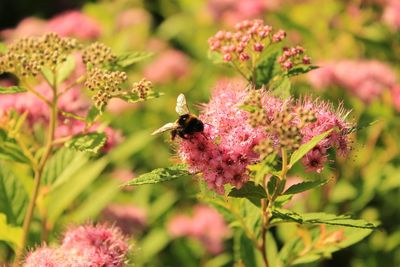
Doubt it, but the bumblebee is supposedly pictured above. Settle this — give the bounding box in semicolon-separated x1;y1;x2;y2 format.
152;94;204;140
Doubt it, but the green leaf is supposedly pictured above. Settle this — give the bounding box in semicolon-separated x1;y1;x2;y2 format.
45;157;108;224
283;179;328;195
65;132;107;154
66;179;120;223
57;55;76;84
86;106;101;123
228;181;267;206
0;141;30;164
301;213;379;229
137;228;170;264
271;209;379;229
239;231;258;267
286;65;319;77
252;52;279;88
114;51;153;68
0;213;22;251
270;76;291;99
42;148;88;188
289;129;333;168
0;86;27;94
118;91;164;103
124;164;190;186
0;42;7;53
267;176;279;196
0;164;28;225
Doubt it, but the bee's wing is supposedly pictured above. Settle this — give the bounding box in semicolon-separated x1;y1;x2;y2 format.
151;122;178;135
175;93;190;115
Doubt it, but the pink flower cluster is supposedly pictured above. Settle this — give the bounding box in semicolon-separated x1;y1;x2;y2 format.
278;46;311;70
101;204;147;235
143;49;190;84
1;10;101;41
168;205;230;254
178;82;265;193
24;224;129;267
208;19;286;63
382;0;400;30
177;82;352;192
207;0;281;25
307;60;399;105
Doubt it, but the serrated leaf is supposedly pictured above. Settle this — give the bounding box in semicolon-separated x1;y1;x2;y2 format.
286;65;319;77
283;179;328;195
0;86;27;94
228;182;267;206
0;163;28;225
271;209;379;229
301;213;379;229
124;164;190;186
114;51;153;67
66;132;107;154
0;213;22;251
251;52;279;88
289;129;333;168
0;141;30;163
118;91;163;103
42;148;88;189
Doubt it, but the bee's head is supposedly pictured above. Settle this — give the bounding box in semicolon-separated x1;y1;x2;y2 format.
178;114;191;126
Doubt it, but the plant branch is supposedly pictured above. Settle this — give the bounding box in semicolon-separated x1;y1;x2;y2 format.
13;73;58;266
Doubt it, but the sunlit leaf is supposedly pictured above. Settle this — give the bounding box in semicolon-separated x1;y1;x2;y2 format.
113;51;153;68
283;179;328;195
124;164;190;186
0;86;27;94
0;213;22;251
286;65;319;77
0;164;28;225
289;129;333;168
118;91;163;103
65;132;107;154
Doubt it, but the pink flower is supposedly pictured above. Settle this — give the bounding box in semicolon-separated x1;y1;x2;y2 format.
116;8;151;29
383;0;400;31
308;60;398;103
0;17;47;41
178;82;265;193
143;49;190;84
177;81;352;183
61;224;129;267
168;205;230;254
101;204;147;235
47;11;101;40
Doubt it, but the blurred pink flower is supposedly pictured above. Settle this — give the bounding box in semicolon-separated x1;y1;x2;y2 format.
61;224;129;267
383;0;400;30
117;8;151;29
24;224;129;267
168;205;230;254
0;17;47;41
47;11;101;40
107;98;136;114
102;204;147;235
308;60;398;103
143;49;190;84
178;82;265;194
207;0;280;25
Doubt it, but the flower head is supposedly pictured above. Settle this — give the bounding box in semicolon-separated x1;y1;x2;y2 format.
101;204;147;235
168;205;230;254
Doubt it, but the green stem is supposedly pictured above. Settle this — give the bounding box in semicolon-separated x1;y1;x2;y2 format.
13;74;58;265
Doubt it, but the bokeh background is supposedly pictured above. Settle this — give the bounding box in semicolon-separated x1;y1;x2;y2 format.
1;0;399;266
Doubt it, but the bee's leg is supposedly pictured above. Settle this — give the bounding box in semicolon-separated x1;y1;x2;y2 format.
170;130;177;141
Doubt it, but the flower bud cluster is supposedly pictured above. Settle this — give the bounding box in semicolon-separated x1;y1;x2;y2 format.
278;45;311;71
208;19;285;67
85;68;127;109
0;33;78;76
82;42;116;66
131;78;152;99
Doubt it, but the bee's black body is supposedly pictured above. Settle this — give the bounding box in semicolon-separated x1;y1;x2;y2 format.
171;114;204;140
